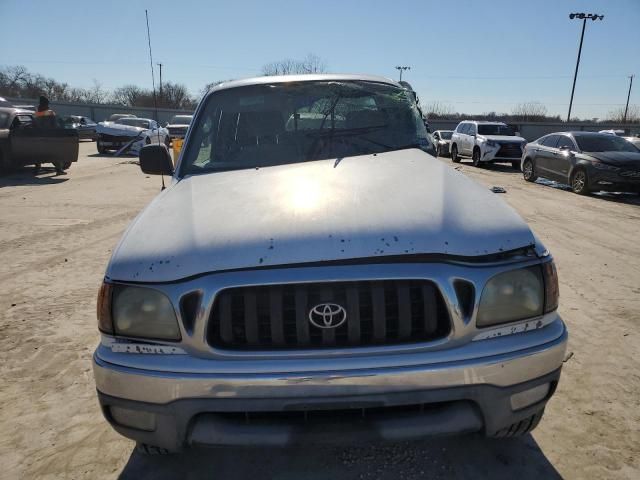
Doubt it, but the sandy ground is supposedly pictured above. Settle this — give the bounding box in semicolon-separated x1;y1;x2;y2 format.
0;142;639;479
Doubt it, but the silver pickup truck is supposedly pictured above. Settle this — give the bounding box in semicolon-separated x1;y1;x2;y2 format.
93;74;566;454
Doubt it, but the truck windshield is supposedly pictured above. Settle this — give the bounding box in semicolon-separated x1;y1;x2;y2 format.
180;80;433;175
478;124;515;136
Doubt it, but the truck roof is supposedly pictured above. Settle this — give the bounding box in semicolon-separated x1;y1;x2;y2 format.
207;74;401;94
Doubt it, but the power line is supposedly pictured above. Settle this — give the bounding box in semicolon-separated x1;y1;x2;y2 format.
624;75;634;123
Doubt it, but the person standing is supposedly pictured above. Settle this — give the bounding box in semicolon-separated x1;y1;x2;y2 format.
33;96;65;175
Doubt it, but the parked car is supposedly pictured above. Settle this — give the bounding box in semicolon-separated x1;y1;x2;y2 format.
93;74;566;454
599;129;640;149
108;113;137;122
0;106;78;172
165;114;193;141
521;131;640;195
451;121;527;169
96;117;170;154
63;115;98;140
432;130;453;157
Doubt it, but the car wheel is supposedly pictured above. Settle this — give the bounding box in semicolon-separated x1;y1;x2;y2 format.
522;158;537;182
63;161;72;170
451;145;460;163
489;409;545;438
472;147;482;167
97;140;107;154
571;168;590;195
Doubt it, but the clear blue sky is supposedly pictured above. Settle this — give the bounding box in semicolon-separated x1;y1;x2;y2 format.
1;0;638;119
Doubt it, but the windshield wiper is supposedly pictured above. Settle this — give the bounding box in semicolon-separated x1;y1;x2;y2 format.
305;125;388;137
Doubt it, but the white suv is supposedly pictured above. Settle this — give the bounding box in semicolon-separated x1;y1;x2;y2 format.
450;121;526;169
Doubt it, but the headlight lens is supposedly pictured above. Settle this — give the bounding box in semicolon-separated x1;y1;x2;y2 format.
486;140;498;147
477;267;544;327
112;285;181;340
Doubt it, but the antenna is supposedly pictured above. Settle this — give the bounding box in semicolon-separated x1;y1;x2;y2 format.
145;9;165;190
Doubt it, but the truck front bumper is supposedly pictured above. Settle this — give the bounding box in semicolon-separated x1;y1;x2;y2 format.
93;320;567;450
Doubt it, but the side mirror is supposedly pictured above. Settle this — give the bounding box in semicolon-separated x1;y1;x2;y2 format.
139;144;174;175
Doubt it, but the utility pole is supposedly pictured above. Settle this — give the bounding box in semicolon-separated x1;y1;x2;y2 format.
157;62;163;98
624;75;634;123
395;66;410;82
567;13;603;122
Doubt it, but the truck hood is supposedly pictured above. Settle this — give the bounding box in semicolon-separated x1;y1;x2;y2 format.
107;149;536;282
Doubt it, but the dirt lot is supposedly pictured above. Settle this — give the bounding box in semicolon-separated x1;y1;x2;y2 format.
0;142;639;479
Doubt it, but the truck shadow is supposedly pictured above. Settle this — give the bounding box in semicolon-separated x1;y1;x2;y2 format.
0;167;69;186
119;434;562;480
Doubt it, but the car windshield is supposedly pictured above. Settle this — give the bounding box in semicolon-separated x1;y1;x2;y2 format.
439;131;453;140
477;124;515;135
170;115;192;124
117;118;151;128
181;80;432;175
575;135;640;153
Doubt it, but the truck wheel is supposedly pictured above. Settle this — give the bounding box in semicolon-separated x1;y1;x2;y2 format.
570;168;590;195
451;145;460;163
136;443;171;455
63;161;72;170
490;409;545;438
472;147;482;167
522;158;537;182
97;140;107;154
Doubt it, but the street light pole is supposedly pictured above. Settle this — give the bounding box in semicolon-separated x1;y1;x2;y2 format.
624;75;634;123
567;13;603;122
395;66;410;82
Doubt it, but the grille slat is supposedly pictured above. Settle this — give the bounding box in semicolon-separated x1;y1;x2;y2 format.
244;292;259;345
422;283;438;335
496;143;522;158
346;286;361;345
207;280;450;350
371;284;386;341
397;282;412;340
294;286;310;345
219;295;234;344
269;287;285;345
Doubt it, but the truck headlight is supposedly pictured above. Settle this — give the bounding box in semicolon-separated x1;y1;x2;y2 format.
486;140;498;147
98;283;181;340
477;267;544;327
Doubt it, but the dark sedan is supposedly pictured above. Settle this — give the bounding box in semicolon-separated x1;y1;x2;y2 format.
521;131;640;195
63;115;98;140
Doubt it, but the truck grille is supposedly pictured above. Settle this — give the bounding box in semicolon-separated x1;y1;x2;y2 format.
207;280;450;350
495;143;522;158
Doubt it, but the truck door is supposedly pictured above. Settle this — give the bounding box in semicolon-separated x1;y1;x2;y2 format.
10;122;79;167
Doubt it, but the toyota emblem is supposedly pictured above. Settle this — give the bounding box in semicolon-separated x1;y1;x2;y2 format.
308;303;347;329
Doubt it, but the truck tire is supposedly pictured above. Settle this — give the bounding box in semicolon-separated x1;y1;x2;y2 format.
489;409;545;438
63;161;72;170
97;140;107;154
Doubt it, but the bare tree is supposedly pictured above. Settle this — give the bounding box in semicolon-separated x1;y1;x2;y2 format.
511;102;548;121
261;53;327;76
422;101;455;119
606;104;640;123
